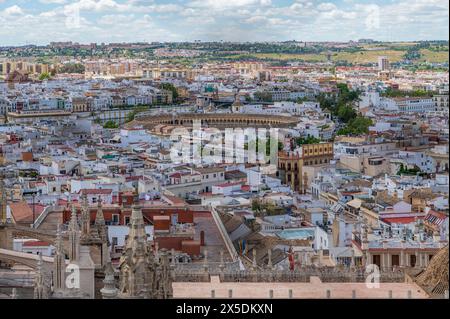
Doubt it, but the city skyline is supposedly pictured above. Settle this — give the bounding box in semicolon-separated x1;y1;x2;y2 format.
0;0;449;46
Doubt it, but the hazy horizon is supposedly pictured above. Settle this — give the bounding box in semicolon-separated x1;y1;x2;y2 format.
1;39;449;47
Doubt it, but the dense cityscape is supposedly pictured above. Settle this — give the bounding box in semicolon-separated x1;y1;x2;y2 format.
0;1;448;303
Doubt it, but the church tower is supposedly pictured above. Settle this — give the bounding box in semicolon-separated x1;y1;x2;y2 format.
231;92;243;113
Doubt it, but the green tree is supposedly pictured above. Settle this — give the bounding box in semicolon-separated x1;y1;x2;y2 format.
337;104;357;123
58;63;85;74
103;120;119;129
254;91;273;102
397;163;421;175
160;83;179;101
252;199;262;213
295;136;321;146
39;72;51;81
337;116;373;135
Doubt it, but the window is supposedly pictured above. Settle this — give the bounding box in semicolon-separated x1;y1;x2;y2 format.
410;255;416;267
392;255;400;267
124;216;130;225
112;214;120;225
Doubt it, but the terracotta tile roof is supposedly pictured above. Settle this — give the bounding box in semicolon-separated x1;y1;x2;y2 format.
9;201;34;223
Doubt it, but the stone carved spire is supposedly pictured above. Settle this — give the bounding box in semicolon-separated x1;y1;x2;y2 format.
101;250;118;299
155;249;173;299
80;194;90;240
53;224;66;291
119;205;150;298
0;173;8;224
85;197;110;267
203;249;208;272
267;249;273;270
11;288;18;299
118;205;173;299
34;253;49;299
252;249;257;271
95;198;106;237
69;205;80;262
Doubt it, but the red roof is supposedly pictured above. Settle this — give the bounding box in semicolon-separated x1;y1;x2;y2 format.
80;189;112;195
381;217;420;224
23;241;50;247
126;175;142;181
9;201;34;223
162;194;187;206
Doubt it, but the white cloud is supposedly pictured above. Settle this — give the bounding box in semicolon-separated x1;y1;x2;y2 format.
317;2;337;11
0;0;448;45
3;5;24;16
188;0;259;10
39;0;67;4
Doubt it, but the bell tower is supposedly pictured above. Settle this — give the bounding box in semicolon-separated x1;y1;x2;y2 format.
231;92;243;113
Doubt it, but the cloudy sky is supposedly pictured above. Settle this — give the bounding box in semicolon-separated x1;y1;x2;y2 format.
0;0;448;45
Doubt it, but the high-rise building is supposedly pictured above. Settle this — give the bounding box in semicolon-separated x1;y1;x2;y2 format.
378;56;390;71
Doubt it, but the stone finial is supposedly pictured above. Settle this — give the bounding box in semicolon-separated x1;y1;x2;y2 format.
203;249;208;272
219;249;225;270
101;250;118;299
55;224;62;250
252;249;257;270
53;223;66;291
11;288;18;299
69;205;81;262
70;204;79;231
34;253;48;299
154;241;159;260
267;249;273;270
171;248;176;266
95;197;105;225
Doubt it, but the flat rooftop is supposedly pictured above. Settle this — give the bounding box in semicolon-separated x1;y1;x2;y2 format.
173;275;429;299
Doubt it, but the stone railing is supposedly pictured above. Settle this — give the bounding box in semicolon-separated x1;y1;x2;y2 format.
31;205;55;229
172;267;406;283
